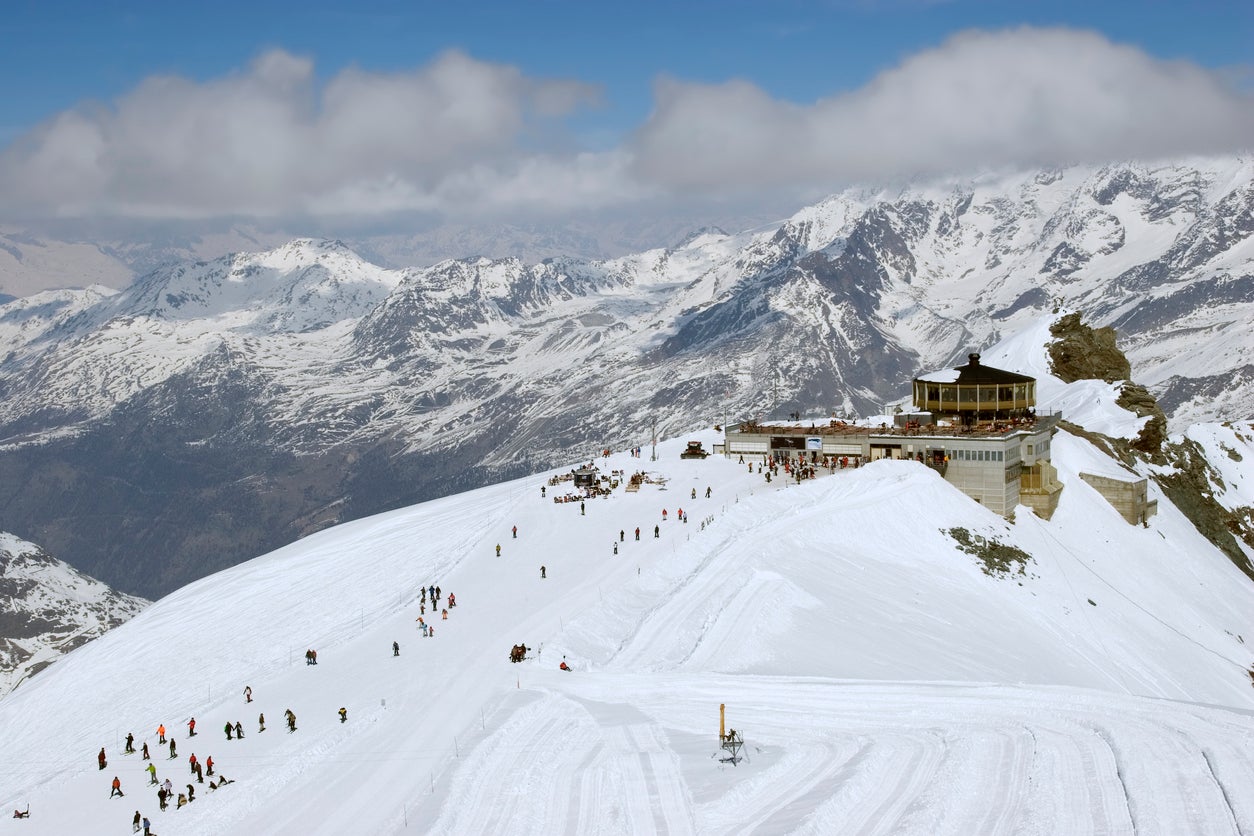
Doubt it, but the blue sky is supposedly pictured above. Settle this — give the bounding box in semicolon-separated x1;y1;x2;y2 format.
0;0;1250;223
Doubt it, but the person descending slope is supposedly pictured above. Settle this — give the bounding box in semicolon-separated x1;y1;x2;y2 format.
244;685;252;703
110;776;124;798
285;709;297;732
187;717;196;737
258;713;266;733
393;640;400;656
496;544;501;557
224;722;233;741
98;747;107;770
338;707;347;724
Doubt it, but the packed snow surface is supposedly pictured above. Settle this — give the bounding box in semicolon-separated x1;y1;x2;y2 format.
2;433;1253;834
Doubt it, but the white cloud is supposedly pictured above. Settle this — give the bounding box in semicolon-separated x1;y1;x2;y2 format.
1;28;1252;223
631;27;1254;190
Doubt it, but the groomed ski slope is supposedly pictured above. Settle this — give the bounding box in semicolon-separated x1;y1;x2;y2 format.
2;431;1253;835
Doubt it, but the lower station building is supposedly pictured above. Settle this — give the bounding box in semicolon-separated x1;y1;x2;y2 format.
722;354;1065;518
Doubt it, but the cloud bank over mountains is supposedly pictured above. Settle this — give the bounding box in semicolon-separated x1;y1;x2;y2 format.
2;27;1251;223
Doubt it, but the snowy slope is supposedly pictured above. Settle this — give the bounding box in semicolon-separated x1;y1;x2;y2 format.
1;426;1252;834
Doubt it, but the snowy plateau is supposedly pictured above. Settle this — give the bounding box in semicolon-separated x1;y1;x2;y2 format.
2;156;1254;604
1;373;1253;833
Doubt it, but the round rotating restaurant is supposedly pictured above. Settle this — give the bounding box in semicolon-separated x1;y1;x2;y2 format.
912;353;1036;424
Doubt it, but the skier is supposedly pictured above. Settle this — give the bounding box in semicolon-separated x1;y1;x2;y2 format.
691;488;696;499
662;509;667;520
244;685;252;703
194;762;203;784
186;784;195;803
580;501;585;515
654;525;660;538
338;707;347;723
187;717;196;737
613;542;618;555
141;741;150;760
206;756;214;776
142;815;152;836
125;732;135;753
448;592;455;607
110;776;124;798
496;543;501;557
620;529;624;541
706;486;711;498
224;722;233;741
98;747;107;770
146;761;157;785
541;485;546;497
258;713;266;733
512;525;517;539
168;739;176;759
436;585;441;600
157;724;166;744
540;565;546;579
393;640;400;656
635;527;640;540
157;787;167;811
234;721;244;740
285;709;296;732
134;810;141;832
188;753;197;775
442;608;448;620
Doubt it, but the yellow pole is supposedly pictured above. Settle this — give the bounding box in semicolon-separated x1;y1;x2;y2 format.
719;703;725;741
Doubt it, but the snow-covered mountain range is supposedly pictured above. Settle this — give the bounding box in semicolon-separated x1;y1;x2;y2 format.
1;156;1252;600
0;532;146;696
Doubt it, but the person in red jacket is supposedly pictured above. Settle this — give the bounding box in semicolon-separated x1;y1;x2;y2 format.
110;776;124;798
187;717;196;737
98;747;107;770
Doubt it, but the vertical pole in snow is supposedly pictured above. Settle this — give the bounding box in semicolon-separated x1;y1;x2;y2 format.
361;608;364;630
430;773;434;794
454;736;459;758
481;709;485;730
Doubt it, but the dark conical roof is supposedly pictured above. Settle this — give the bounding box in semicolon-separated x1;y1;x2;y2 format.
917;353;1035;385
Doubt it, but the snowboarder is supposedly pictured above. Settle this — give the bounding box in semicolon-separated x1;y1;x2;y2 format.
224;722;233;741
540;565;546;579
98;747;107;770
188;753;197;774
233;721;244;740
133;810;141;832
285;709;296;732
194;762;203;784
541;485;546;497
706;486;711;498
662;509;667;520
442;608;448;620
142;816;152;836
157;787;167;811
496;543;501;557
691;488;696;499
12;807;30;819
176;794;187;810
141;741;150;760
125;732;135;753
168;739;176;759
429;625;435;637
635;527;640;540
393;640;400;656
613;542;618;555
206;756;214;776
187;717;196;737
619;529;624;541
436;585;441;600
512;525;517;539
448;592;455;607
243;685;252;703
110;776;124;798
338;707;347;723
157;724;166;744
654;525;659;538
559;656;570;672
186;784;195;803
258;713;265;733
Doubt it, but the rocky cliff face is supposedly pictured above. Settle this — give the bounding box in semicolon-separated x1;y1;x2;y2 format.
0;532;147;696
1;158;1252;599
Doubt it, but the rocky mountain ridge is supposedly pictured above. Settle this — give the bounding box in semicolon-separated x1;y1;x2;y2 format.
1;156;1252;598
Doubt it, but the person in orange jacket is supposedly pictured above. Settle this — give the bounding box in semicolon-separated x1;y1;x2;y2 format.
110;776;124;798
157;724;166;744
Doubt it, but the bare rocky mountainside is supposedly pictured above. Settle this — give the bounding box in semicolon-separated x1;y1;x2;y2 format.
0;156;1252;600
0;532;147;696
